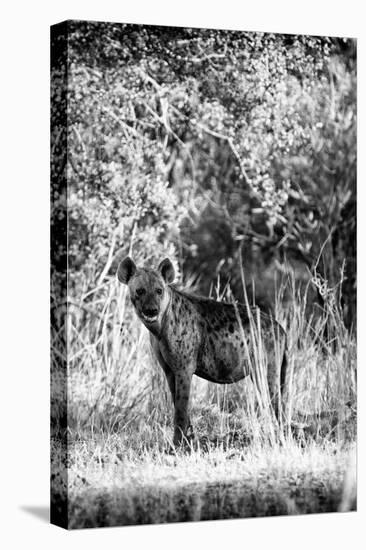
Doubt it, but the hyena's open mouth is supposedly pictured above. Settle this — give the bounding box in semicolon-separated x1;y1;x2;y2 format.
141;313;158;323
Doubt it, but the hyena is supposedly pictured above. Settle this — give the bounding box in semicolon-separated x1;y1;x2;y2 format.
117;257;287;446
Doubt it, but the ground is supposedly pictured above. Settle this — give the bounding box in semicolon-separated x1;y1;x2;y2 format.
64;431;355;528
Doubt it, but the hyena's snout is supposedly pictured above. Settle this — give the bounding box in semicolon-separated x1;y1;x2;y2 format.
142;306;159;317
140;304;160;323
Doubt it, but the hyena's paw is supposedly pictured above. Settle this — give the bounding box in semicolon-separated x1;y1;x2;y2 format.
172;424;196;452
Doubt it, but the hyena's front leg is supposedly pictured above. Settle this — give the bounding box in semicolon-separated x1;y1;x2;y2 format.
173;370;193;447
150;335;176;405
162;364;175;406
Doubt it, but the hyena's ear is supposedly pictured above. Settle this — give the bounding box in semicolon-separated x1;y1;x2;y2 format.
117;257;136;284
158;258;175;284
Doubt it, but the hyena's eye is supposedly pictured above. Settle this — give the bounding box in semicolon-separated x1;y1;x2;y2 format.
156;288;163;295
136;288;145;297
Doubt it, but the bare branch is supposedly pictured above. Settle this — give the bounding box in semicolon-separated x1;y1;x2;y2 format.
99;104;141;138
138;67;252;187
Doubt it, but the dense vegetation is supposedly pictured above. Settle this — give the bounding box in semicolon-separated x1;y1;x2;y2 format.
60;22;356;323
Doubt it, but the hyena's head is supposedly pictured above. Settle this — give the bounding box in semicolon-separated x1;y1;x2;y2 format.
117;257;175;328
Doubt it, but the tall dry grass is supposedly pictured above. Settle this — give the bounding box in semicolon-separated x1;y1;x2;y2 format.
64;266;356;447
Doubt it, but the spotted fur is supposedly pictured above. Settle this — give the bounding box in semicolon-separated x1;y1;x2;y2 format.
117;257;287;446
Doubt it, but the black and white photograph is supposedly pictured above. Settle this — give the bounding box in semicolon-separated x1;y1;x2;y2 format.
50;18;357;530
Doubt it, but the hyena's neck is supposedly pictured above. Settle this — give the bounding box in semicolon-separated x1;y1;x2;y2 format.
157;286;189;338
169;285;192;317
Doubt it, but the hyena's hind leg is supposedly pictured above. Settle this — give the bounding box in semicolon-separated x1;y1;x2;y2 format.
266;337;287;427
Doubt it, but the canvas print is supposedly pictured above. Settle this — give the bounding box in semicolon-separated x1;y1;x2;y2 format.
50;20;357;529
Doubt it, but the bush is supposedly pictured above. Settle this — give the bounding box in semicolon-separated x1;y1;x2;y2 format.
58;23;356;327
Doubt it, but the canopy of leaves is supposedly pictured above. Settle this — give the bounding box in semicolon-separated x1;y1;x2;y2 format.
51;21;356;325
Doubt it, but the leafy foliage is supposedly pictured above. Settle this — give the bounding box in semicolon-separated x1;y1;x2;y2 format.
62;22;356;323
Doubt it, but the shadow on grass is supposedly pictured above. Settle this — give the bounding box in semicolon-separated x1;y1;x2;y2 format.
68;480;345;529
